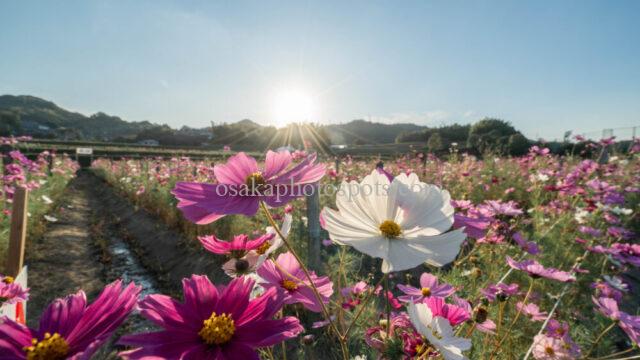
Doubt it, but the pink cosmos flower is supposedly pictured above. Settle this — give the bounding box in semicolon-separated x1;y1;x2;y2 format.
506;256;576;282
172;151;325;224
517;302;548;321
480;283;519;302
257;252;333;312
0;280;140;359
513;232;541;255
119;275;303;359
531;334;572;360
422;297;470;326
0;279;29;305
483;200;523;216
453;213;491;239
340;281;369;310
397;273;455;302
366;312;412;352
590;280;623;302
453;296;495;334
222;253;260;278
199;233;274;258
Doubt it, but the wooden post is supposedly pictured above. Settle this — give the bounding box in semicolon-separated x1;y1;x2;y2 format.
334;157;340;174
306;184;321;271
6;187;28;277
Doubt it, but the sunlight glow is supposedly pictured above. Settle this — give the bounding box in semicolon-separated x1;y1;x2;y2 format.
271;89;316;127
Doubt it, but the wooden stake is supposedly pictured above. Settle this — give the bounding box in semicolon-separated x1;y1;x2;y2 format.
6;187;28;277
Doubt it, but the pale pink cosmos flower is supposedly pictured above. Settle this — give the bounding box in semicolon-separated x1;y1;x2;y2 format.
517;302;548;321
506;256;576;282
531;334;572;360
172;151;325;224
397;273;455;303
257;252;333;313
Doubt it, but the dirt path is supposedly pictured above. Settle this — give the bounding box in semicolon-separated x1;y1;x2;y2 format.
26;172;105;327
26;170;223;324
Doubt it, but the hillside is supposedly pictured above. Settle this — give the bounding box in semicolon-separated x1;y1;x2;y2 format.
0;95;430;146
0;95;156;140
325;120;427;144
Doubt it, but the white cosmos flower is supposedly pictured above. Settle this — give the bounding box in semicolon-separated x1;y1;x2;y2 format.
322;170;466;273
408;302;471;360
255;213;292;267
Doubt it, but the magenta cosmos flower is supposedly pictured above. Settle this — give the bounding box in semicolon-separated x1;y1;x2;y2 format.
199;233;274;258
422;296;470;326
257;252;333;313
119;275;303;359
506;256;576;282
0;280;140;359
172;151;325;224
0;276;29;305
397;273;455;303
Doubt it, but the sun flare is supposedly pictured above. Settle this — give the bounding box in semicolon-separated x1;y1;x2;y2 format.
271;89;316;127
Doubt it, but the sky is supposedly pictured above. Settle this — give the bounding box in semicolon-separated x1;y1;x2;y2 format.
1;0;639;140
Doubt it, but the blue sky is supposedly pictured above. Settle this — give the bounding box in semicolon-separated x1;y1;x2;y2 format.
1;0;639;140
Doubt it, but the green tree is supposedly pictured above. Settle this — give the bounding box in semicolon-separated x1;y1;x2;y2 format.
0;111;21;135
507;133;530;156
427;132;445;153
467;118;517;154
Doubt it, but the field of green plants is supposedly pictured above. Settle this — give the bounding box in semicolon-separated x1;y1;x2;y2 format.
69;139;640;359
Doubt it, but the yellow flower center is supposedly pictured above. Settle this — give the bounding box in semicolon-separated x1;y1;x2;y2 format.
245;172;266;191
415;342;427;355
199;312;235;346
23;332;69;360
255;241;271;255
421;287;432;297
281;279;299;291
379;220;402;238
545;346;555;355
3;276;14;284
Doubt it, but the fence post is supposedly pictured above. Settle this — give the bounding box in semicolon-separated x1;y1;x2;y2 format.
306;184;321;271
6;187;28;277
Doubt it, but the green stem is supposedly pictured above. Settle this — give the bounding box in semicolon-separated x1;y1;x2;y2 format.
259;202;349;360
584;322;618;358
342;274;388;340
385;275;392;338
490;279;535;359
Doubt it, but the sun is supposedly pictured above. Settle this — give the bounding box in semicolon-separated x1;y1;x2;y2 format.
271;89;316;127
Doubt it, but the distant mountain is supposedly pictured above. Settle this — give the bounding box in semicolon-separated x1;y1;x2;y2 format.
325;120;427;145
0;94;432;146
0;95;157;140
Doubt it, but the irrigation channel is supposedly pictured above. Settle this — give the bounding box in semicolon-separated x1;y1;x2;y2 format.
25;171;223;358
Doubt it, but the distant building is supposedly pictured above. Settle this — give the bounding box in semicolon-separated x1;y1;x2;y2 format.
138;139;159;146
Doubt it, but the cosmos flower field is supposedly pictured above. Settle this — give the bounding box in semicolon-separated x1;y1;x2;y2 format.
2;139;639;359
